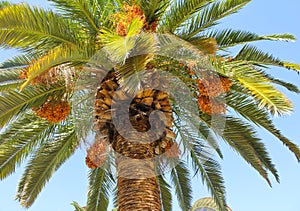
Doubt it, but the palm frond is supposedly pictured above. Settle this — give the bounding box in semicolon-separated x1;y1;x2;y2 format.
20;46;90;89
16;124;78;208
224;62;293;116
86;168;114;211
200;114;279;185
0;53;37;69
0;68;22;92
49;0;100;32
226;90;300;161
170;83;223;157
160;0;213;33
180;0;251;38
198;122;223;158
158;175;172;211
0;113;54;179
0;81;22;92
170;161;192;211
112;185;118;210
139;0;170;23
0;1;10;9
0;3;79;50
98;19;146;63
255;68;300;93
71;201;86;211
174;117;226;210
0;68;20;83
0;83;66;127
270;78;300;93
234;45;300;72
206;29;295;49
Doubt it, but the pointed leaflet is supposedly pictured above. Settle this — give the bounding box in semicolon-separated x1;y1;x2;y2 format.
234;45;300;72
0;3;78;50
86;168;114;211
180;0;251;38
0;113;54;179
0;68;20;82
16;124;78;208
0;83;66;127
158;175;172;211
71;202;86;211
170;161;192;211
259;71;300;93
205;29;295;49
0;53;35;69
199;114;279;185
221;61;293;116
174;118;226;210
160;0;213;33
139;0;170;22
226;90;300;162
49;0;100;32
0;68;22;92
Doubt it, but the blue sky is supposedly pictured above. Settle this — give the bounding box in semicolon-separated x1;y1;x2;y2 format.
0;0;300;211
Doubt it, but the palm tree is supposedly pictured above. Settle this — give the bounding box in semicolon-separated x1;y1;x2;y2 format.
0;0;300;210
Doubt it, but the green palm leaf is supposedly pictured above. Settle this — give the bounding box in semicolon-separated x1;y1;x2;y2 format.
49;0;100;32
140;0;170;22
0;113;54;179
16;124;78;208
0;68;20;83
226;90;300;161
0;3;79;50
234;45;300;72
170;160;192;211
71;201;86;211
0;68;22;92
269;77;300;93
86;168;114;211
174;117;226;211
158;175;172;211
206;29;295;49
0;81;22;92
225;62;293;116
0;54;34;69
180;0;251;38
200;114;279;185
252;69;300;93
0;83;66;127
160;0;213;33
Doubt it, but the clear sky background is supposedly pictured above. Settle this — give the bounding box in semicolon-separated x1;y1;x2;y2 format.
0;0;300;211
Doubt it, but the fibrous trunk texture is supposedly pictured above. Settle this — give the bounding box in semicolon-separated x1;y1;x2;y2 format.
88;70;177;211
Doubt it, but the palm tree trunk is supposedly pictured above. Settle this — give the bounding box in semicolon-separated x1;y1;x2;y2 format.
90;70;176;210
113;134;161;211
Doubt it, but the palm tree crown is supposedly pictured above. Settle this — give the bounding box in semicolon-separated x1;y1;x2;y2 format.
0;0;299;210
